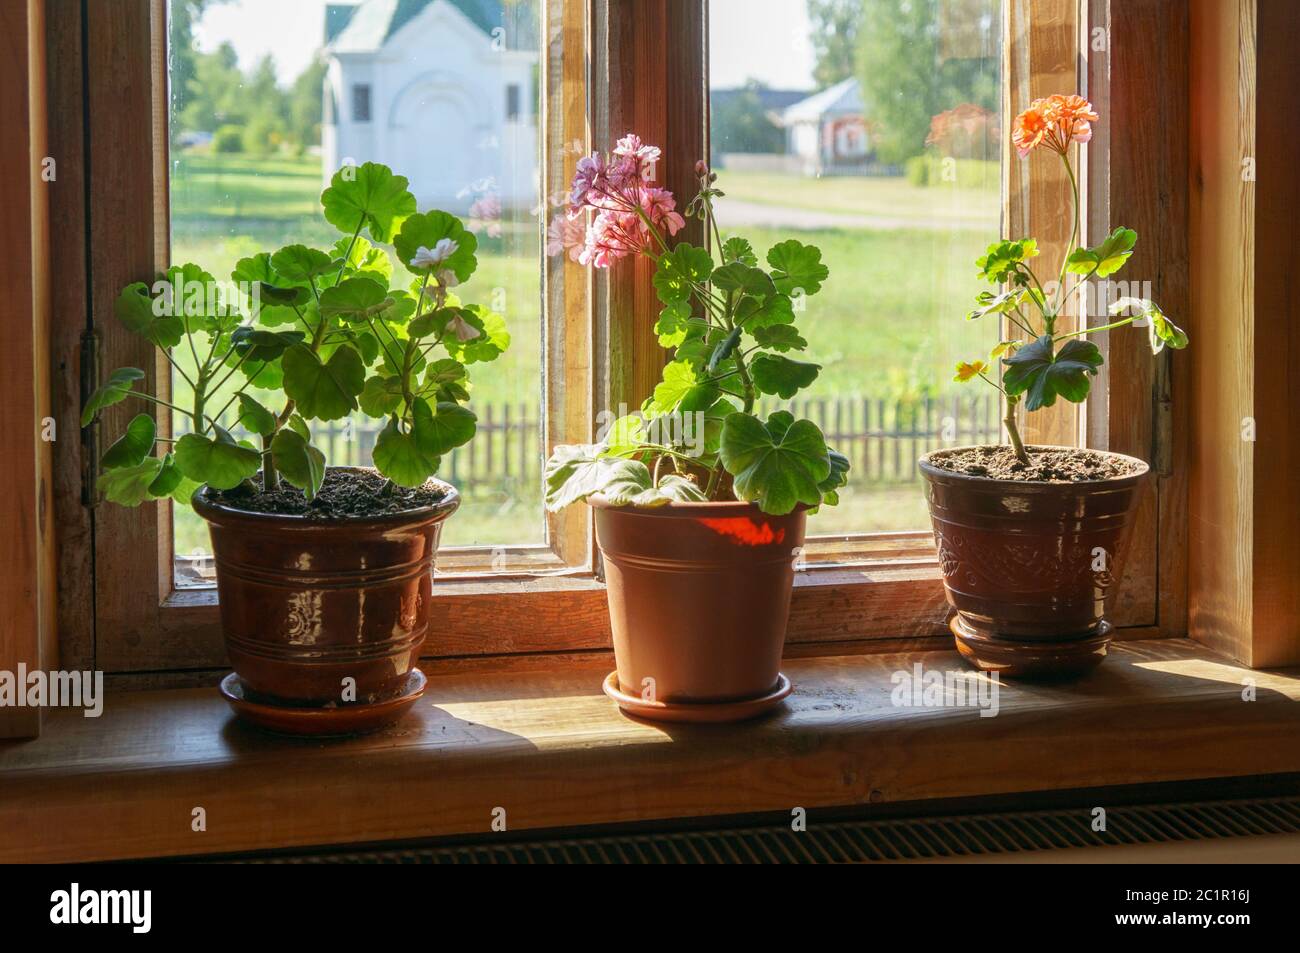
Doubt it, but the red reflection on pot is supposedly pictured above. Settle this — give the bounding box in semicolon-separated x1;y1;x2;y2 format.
698;517;784;546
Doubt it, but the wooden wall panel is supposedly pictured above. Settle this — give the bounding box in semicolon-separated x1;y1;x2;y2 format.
1097;0;1189;632
0;0;55;737
1189;0;1300;666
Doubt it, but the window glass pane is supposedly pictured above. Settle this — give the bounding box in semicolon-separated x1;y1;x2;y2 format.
167;0;545;581
709;0;1003;535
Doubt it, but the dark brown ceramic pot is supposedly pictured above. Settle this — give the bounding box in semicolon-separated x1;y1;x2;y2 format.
919;446;1148;677
592;497;805;718
193;470;459;707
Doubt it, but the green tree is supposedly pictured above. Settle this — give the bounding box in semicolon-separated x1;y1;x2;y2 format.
710;80;786;163
288;58;328;153
857;0;1000;165
808;0;862;87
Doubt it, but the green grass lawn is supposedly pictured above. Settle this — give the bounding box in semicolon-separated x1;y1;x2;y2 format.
717;168;1000;226
168;151;1001;551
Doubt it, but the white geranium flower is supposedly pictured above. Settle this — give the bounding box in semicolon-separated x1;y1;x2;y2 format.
408;238;459;270
446;312;481;342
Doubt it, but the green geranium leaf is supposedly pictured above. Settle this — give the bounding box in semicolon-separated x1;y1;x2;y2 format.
393;210;478;282
652;243;714;304
706;326;743;373
97;458;164;507
282;343;365;420
230;327;305;363
421;359;469;403
358;374;405;417
601;462;707;507
163;262;240;333
818;449;851;506
751;325;807;352
967;287;1033;321
147;452;186;499
655;300;692;347
82;367;145;426
236;393;278;436
650;360;719;415
319;276;392;323
976;238;1039;285
372;415;440;488
766;239;828;296
544;444;658;511
719;411;832;516
270;244;336;283
413;398;477;456
735;291;795;329
1067;226;1137;278
114;282;184;349
174;428;261;490
321;161;417;244
101;413;156;469
750;353;821;399
1002;334;1104;410
1110;296;1188;354
711;261;776;298
332;235;393;283
270;428;326;500
721;236;758;266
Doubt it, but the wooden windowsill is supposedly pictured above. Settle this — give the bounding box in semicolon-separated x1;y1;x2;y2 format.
2;638;1299;862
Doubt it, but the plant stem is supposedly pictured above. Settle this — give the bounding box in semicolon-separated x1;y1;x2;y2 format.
1004;393;1029;465
261;435;280;492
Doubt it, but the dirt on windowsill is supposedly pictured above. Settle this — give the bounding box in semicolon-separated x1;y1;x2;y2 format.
925;445;1144;482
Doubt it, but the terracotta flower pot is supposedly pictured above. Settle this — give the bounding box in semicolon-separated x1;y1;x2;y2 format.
919;446;1148;677
193;470;459;708
592;497;804;721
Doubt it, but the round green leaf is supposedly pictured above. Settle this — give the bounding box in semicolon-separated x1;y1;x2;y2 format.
281;344;365;420
114;282;183;349
174;430;261;490
719;411;832;516
101;413;156;469
372;416;440;488
97;458;164;507
319;276;392;323
413;399;476;456
321;162;417;244
269;245;335;283
749;353;821;399
82;367;145;426
394;210;479;282
270;429;326;500
766;239;829;296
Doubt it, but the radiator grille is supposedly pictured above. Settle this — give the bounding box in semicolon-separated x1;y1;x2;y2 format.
235;795;1300;864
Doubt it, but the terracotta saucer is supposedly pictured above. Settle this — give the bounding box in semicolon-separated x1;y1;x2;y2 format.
219;669;427;737
951;615;1113;679
602;671;792;724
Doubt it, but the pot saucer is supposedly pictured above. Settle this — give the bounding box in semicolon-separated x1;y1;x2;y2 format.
602;671;792;724
219;669;427;737
951;616;1112;679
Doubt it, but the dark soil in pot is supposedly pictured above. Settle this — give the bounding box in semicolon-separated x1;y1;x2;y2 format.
193;467;459;709
207;467;449;517
919;445;1149;677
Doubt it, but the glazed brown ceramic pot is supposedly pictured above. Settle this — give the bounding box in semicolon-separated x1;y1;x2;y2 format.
193;470;459;707
592;497;805;708
919;446;1147;674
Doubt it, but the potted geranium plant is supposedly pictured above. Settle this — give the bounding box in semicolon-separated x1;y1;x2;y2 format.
545;136;848;722
82;162;508;734
922;95;1187;678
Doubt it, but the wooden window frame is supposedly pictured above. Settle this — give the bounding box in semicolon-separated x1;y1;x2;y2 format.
46;0;1194;681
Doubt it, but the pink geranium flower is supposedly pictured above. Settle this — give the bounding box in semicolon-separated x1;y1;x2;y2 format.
546;212;586;261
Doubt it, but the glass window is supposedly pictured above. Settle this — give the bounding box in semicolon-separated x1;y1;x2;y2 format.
351;82;372;121
167;0;547;583
709;0;1003;536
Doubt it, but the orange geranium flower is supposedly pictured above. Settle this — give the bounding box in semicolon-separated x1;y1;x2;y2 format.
1013;94;1098;157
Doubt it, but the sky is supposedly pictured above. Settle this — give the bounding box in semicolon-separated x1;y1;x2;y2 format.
192;0;817;91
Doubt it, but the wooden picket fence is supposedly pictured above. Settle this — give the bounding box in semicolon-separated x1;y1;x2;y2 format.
191;393;1001;500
